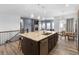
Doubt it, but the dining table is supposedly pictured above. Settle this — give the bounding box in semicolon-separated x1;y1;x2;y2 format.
64;32;76;40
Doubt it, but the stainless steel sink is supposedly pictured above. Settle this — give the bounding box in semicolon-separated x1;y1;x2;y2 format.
42;33;51;35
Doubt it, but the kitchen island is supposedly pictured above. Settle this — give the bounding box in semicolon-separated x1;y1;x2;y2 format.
20;31;58;55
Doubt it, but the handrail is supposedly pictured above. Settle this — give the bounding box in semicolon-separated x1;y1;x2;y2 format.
0;30;20;33
0;30;20;45
9;32;20;41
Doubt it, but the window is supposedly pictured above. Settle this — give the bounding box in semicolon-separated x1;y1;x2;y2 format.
52;22;54;29
47;22;51;30
41;22;45;30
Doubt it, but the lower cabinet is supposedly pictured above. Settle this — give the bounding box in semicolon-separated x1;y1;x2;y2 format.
21;33;58;55
48;33;58;53
21;37;39;55
40;39;48;55
48;37;53;52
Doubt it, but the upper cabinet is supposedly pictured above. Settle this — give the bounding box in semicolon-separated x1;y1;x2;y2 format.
20;17;39;33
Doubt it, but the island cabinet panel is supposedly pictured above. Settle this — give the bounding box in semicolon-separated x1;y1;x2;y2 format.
21;37;40;55
54;33;58;46
48;35;55;52
20;32;58;55
48;33;58;53
40;39;48;55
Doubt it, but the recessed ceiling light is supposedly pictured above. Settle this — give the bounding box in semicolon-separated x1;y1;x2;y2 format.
37;16;40;19
51;17;54;19
20;19;23;22
30;14;34;18
42;17;45;20
37;4;40;6
65;4;69;7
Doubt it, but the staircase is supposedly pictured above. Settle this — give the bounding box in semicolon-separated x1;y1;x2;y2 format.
0;30;20;45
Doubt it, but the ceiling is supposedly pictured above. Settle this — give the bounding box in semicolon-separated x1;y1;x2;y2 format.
0;4;78;19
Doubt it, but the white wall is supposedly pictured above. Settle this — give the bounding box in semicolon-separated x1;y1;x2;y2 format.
55;12;77;32
59;20;66;32
0;15;20;31
38;21;41;31
0;15;20;44
38;12;78;32
53;19;60;32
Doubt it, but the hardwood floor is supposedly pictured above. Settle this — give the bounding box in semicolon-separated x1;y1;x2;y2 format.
0;36;78;55
49;36;78;55
0;40;23;55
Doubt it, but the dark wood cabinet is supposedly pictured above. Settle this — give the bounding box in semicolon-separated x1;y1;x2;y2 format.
20;33;58;55
48;33;58;53
54;33;58;46
40;38;48;55
48;36;53;52
20;17;39;33
21;37;39;55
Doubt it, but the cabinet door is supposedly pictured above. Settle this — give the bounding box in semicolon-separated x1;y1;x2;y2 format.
40;39;48;55
51;35;55;49
48;35;55;52
54;33;58;46
48;37;52;52
21;37;38;55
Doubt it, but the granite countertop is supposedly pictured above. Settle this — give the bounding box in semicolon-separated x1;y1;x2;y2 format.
20;31;56;42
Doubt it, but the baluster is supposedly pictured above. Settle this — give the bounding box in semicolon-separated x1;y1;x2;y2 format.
2;33;3;44
1;33;2;44
3;33;4;44
7;32;9;41
0;30;19;45
1;33;3;44
9;32;12;40
3;33;5;44
0;33;1;45
5;33;7;43
2;33;5;44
